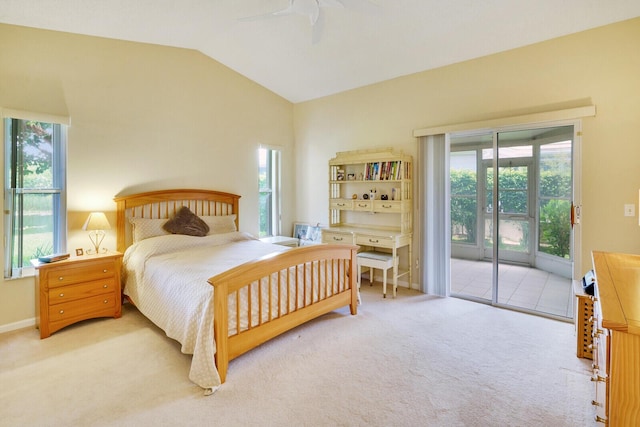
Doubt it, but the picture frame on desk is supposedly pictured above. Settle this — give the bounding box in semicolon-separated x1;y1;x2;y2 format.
293;222;322;246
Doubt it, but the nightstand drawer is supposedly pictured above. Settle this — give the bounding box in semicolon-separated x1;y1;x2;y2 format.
48;278;117;304
44;260;116;288
49;292;116;322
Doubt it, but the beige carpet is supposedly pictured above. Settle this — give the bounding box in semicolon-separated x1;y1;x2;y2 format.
0;286;595;426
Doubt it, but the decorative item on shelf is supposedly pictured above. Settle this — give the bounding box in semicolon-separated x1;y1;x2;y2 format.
391;187;399;200
347;173;355;181
381;194;388;200
369;188;376;200
362;193;369;200
336;169;345;181
82;212;111;254
358;173;363;181
352;194;357;199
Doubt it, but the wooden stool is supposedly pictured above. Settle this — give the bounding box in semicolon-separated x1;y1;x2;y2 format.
357;251;398;298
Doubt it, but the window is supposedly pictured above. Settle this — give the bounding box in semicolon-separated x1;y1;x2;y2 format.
450;150;478;245
4;115;67;278
258;146;281;237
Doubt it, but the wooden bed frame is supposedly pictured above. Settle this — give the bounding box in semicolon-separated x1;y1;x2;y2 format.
114;189;358;384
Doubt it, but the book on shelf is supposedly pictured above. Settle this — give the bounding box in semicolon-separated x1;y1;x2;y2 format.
361;160;407;181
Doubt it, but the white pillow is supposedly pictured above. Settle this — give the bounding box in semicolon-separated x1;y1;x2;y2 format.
129;217;170;242
200;215;237;235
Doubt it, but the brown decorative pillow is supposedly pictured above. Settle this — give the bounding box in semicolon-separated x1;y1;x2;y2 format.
163;206;210;237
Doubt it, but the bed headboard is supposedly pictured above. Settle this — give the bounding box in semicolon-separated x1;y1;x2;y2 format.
113;189;241;253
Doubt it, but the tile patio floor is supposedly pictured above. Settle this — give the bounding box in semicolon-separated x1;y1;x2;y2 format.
451;258;574;319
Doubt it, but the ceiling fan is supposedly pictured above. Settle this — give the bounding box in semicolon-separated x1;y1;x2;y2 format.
239;0;375;44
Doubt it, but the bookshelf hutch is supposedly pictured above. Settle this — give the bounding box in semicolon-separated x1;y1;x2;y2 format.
323;148;413;289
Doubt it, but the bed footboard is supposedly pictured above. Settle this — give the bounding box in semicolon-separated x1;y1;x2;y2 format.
208;244;358;383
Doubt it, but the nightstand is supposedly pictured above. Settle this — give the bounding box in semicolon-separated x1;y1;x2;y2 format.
260;236;299;247
34;251;123;339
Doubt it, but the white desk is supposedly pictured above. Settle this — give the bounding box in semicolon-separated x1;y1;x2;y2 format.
322;226;412;290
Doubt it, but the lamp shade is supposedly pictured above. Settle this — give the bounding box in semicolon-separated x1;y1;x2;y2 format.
82;212;111;231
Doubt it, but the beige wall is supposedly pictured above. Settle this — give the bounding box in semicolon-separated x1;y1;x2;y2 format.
293;17;640;287
2;17;639;329
0;24;294;329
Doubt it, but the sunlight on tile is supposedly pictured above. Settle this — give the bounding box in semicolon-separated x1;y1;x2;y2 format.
450;258;573;319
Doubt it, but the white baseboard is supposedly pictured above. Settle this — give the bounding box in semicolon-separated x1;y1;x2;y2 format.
0;317;35;334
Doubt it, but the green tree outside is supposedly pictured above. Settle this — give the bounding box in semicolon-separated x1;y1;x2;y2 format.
451;167;571;258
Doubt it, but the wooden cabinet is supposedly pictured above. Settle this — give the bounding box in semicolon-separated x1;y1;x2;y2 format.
574;279;594;360
34;252;123;338
325;148;413;288
591;251;640;425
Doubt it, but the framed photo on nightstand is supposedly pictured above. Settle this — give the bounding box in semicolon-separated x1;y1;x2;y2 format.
293;222;322;246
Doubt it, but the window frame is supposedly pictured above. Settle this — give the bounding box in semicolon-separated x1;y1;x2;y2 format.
3;111;68;278
258;145;282;238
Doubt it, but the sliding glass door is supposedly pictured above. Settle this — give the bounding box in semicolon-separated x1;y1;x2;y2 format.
484;161;533;265
450;125;575;319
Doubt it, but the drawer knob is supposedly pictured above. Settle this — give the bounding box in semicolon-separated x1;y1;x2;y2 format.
59;310;64;314
103;299;108;304
103;269;108;273
333;237;343;241
358;203;367;208
382;204;392;208
59;293;64;297
58;276;64;281
369;239;379;243
103;284;108;288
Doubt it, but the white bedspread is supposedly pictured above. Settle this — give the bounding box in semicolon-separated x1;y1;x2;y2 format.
122;231;288;391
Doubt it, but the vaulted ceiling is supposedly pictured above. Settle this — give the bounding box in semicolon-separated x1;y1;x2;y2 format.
2;0;639;103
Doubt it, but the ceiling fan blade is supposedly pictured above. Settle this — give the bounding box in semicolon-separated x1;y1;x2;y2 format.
239;0;375;44
289;0;321;25
318;0;345;8
238;4;294;22
311;9;325;44
308;7;320;25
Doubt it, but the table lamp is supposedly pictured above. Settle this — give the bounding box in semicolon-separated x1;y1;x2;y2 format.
82;212;111;254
